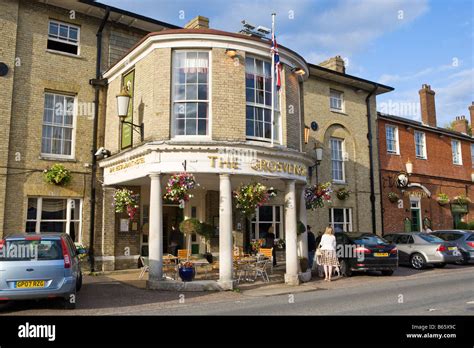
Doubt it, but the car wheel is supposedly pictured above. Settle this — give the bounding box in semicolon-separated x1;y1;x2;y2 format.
76;272;83;292
63;293;76;310
434;263;446;268
381;270;394;276
410;253;426;270
455;252;469;265
340;260;352;277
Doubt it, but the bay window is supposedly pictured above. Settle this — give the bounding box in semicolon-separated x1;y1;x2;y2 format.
172;51;209;136
245;57;280;142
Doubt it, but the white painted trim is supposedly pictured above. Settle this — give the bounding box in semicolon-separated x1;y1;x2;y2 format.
104;34;308;83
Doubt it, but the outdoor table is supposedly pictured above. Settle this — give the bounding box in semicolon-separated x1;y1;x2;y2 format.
188;257;211;278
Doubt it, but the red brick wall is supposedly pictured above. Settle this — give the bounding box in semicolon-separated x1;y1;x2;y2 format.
378;117;474;233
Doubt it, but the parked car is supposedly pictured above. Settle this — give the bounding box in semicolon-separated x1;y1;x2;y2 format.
383;232;462;269
430;230;474;265
316;232;398;277
0;233;82;309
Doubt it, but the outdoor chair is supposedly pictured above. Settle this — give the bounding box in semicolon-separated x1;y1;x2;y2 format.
259;248;274;274
177;249;190;260
163;257;178;280
138;256;149;280
251;259;270;282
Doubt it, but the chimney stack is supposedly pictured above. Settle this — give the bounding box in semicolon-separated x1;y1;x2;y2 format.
469;102;474;133
184;16;210;29
419;84;437;127
319;56;346;74
452;115;469;134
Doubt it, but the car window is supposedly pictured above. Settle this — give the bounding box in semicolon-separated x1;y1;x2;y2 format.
351;235;387;245
397;235;409;244
418;233;444;243
383;235;394;242
407;236;414;244
467;234;474;242
0;239;63;261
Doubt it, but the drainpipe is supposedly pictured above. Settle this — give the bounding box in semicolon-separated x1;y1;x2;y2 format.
89;8;110;272
366;83;378;234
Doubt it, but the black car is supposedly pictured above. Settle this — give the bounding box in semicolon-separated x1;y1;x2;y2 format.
316;232;398;277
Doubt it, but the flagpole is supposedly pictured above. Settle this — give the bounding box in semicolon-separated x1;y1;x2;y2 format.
270;13;276;146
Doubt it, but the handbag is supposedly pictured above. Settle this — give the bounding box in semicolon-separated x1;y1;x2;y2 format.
315;246;322;257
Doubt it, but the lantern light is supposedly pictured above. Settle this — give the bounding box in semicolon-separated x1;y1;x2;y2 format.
116;86;131;120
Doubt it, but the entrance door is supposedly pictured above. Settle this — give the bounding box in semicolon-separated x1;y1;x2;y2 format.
410;197;421;232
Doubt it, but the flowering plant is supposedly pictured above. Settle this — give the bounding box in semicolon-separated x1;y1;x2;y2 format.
180;261;194;269
234;183;277;217
304;182;332;210
113;188;139;220
452;194;471;206
275;239;285;250
163;173;198;209
74;243;89;261
250;239;264;253
336;187;352;200
43;164;72;186
387;192;400;203
436;193;450;206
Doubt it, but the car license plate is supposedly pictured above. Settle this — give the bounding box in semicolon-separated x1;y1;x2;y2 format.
374;252;389;257
16;280;45;288
448;247;457;251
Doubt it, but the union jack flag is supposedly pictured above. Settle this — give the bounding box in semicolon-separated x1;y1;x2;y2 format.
271;33;281;90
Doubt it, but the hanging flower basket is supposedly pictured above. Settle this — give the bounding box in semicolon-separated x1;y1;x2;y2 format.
43;164;72;186
452;195;471;206
304;182;332;210
436;193;450;206
234;183;277;217
387;192;400;203
336;187;351;200
113;188;139;220
163;173;198;209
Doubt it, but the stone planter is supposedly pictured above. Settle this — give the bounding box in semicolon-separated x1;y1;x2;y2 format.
298;269;312;283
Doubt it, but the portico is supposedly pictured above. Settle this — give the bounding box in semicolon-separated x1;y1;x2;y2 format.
99;142;312;289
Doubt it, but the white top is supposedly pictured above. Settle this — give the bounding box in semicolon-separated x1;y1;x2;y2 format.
319;234;336;251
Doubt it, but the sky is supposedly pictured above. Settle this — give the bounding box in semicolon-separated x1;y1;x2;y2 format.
101;0;474;127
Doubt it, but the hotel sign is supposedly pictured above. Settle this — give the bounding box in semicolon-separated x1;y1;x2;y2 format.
108;156;145;173
207;156;306;177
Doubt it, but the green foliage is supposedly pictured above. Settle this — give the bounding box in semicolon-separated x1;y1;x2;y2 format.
436;193;450;205
197;222;214;242
297;221;306;235
455;221;470;230
179;218;201;235
43;164;72;186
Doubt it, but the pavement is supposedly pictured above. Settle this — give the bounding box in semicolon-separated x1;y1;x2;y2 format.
0;263;473;315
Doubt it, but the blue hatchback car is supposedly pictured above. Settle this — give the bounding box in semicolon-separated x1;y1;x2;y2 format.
0;233;82;309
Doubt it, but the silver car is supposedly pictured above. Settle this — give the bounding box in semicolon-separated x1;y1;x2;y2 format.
431;230;474;265
0;233;82;309
383;232;462;269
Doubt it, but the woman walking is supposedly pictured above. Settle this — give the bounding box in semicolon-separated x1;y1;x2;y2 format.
318;226;339;281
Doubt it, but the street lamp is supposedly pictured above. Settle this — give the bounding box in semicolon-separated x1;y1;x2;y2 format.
308;145;324;184
315;146;323;165
405;159;413;175
116;86;144;142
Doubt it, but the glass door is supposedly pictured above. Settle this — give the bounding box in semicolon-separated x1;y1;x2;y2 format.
250;205;283;240
410;198;421;232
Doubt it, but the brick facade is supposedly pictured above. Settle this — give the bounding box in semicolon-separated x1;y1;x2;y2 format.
378;114;474;233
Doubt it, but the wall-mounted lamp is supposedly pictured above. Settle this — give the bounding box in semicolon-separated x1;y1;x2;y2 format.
116;86;144;142
291;67;305;76
225;48;237;58
315;146;323;165
471;172;474;183
405;159;413;175
304;125;310;144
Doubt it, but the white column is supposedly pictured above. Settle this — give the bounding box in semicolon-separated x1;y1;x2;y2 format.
285;179;300;285
218;174;233;290
298;187;309;259
148;173;163;282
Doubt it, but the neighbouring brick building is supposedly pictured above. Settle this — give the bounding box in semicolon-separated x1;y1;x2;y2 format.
378;84;474;234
